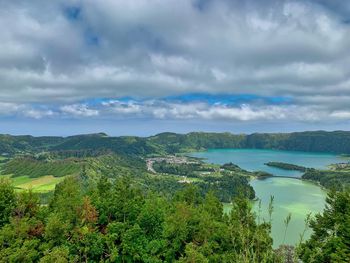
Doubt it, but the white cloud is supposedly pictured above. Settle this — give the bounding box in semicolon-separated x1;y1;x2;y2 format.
23;109;55;119
0;0;350;128
95;99;345;123
60;104;99;117
0;102;24;115
330;111;350;119
0;0;349;102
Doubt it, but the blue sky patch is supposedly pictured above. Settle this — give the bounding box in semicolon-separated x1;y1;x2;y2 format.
163;93;292;105
63;6;81;21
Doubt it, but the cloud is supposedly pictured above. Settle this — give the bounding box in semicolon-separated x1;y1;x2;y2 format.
59;98;349;122
23;109;55;119
0;0;350;129
0;102;24;115
60;104;99;117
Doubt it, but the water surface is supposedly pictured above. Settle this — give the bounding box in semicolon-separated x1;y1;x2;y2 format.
251;178;326;246
190;149;343;247
191;148;343;177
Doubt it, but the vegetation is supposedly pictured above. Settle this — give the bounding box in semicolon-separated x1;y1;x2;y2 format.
302;168;350;191
150;160;255;202
153;161;215;176
0;176;279;262
4;171;347;262
265;162;307;172
1;131;350;261
3;131;350;157
298;190;350;262
13;175;66;193
0;134;64;155
196;175;255;202
221;162;247;172
149;131;350;154
3;157;82;178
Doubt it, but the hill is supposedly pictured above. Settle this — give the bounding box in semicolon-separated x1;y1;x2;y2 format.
2;131;350;157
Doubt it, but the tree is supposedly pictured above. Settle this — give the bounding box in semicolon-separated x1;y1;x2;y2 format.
298;190;350;263
0;178;16;227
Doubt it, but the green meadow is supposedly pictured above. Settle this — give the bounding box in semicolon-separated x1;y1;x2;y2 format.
1;172;65;193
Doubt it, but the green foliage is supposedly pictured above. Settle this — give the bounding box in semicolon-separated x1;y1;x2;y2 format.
221;162;247;172
0;176;278;262
39;246;70;263
51;133;160;156
298;190;350;263
150;131;350;154
4;152;146;179
3;157;82;178
198;175;255;202
0;134;64;155
265;162;307;172
302;168;350;190
4;131;350;157
153;160;214;176
0;179;16;227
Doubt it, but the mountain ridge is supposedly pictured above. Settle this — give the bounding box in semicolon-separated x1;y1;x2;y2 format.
2;130;350;155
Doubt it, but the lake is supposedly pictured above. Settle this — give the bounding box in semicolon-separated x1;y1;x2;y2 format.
190;148;344;247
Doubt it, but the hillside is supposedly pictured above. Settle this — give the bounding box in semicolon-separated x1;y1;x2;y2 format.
0;134;64;155
2;131;350;157
302;164;350;191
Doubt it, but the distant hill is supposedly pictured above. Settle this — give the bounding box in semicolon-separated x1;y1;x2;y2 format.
0;134;64;155
1;130;350;156
51;133;160;156
149;131;350;154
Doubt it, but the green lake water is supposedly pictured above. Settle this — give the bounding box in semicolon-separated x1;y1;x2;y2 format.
190;149;344;247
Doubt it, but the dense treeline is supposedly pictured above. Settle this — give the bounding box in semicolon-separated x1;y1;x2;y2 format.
0;134;64;155
2;153;255;202
302;168;350;191
265;162;306;172
151;160;255;202
298;190;350;262
153;161;215;176
198;175;255;202
1;176;349;262
0;176;277;262
221;162;246;172
149;131;350;154
2;153;146;179
3;157;82;178
43;149;116;159
3;131;350;157
51;134;159;156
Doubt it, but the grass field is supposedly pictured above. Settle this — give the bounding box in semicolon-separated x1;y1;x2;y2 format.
14;175;66;192
0;174;66;193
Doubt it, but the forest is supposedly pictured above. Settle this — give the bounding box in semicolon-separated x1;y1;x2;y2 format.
0;174;349;262
302;167;350;191
1;132;350;262
264;162;306;172
3;130;350;157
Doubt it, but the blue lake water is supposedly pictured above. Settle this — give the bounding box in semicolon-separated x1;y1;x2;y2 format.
190;148;345;247
191;148;344;177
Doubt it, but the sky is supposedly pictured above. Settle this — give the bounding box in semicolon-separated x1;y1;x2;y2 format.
1;0;350;136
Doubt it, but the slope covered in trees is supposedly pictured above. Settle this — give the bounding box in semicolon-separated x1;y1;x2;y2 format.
3;157;83;178
2;131;350;157
1;174;349;262
265;162;307;172
1;152;255;203
302;168;350;191
0;176;277;262
298;190;350;262
0;134;63;155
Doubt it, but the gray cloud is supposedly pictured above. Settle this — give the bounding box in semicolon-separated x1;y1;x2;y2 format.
0;0;350;124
